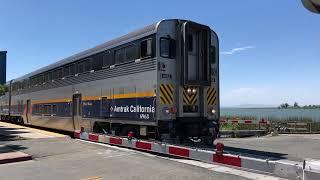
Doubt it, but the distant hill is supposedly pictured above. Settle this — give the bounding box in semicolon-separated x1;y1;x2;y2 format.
222;104;277;108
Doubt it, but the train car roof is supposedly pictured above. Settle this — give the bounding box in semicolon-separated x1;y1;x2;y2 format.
12;20;167;83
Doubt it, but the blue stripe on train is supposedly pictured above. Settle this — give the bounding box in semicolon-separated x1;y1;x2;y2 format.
32;97;156;121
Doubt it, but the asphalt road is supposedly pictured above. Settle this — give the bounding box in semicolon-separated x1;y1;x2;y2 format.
0;122;282;180
217;134;320;161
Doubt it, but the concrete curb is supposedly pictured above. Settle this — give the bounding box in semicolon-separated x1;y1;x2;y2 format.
75;131;320;180
0;151;32;164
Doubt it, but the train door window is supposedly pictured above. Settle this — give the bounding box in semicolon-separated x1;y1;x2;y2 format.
188;34;194;52
85;59;92;72
103;51;114;67
141;39;152;58
160;37;175;59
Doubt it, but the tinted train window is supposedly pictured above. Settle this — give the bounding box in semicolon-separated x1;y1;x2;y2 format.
64;66;70;77
48;72;53;81
53;70;58;80
115;48;125;64
52;105;57;115
85;59;92;72
58;69;63;78
141;39;152;58
115;44;137;64
188;34;194;52
103;51;113;67
70;64;76;75
125;44;136;61
77;61;86;73
160;38;175;59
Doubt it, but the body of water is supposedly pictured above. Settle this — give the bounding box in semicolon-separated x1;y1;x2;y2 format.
221;108;320;121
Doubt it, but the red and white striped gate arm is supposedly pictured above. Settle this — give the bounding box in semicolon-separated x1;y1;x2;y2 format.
74;130;319;180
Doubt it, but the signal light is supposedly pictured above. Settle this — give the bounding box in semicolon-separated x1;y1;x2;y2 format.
192;88;197;94
208;107;216;115
187;88;192;94
169;107;177;114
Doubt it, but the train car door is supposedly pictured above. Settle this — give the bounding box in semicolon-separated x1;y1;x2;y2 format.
181;22;210;117
72;94;82;130
26;99;31;124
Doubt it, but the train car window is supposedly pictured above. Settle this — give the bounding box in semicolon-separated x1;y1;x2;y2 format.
23;80;28;89
160;38;175;59
58;69;63;79
85;59;92;72
48;71;53;81
34;76;38;85
52;105;57;115
141;39;152;58
115;48;125;64
53;70;58;80
44;73;48;82
43;105;49;114
70;64;76;75
64;66;70;77
39;74;44;84
125;44;136;62
77;61;86;74
103;51;114;67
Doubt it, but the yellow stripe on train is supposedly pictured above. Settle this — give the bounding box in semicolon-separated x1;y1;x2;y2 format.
160;84;174;105
183;87;197;105
206;87;217;105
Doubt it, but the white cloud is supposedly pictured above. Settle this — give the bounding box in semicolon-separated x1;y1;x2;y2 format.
221;46;255;55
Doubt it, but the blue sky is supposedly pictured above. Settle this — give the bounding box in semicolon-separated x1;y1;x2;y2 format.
0;1;319;106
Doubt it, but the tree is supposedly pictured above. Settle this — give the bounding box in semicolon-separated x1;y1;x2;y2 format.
0;84;8;96
284;103;290;108
294;102;299;108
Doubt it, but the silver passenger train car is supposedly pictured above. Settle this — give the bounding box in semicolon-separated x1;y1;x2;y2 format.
0;19;219;144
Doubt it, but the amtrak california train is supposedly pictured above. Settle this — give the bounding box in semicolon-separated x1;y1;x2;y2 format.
0;19;220;144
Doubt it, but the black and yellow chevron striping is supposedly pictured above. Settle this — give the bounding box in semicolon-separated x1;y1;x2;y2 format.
206;87;217;105
160;84;174;104
183;87;197;105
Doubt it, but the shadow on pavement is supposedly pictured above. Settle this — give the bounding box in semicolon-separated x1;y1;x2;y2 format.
0;144;28;153
224;146;288;160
